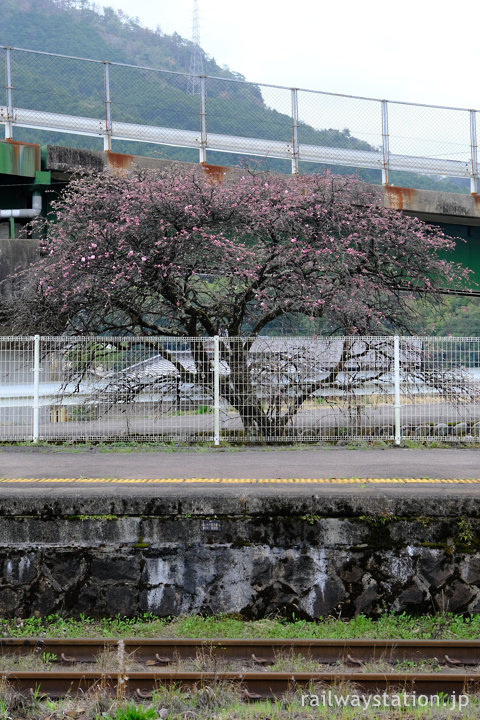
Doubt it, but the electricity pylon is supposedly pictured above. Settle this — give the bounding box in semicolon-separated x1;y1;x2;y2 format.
187;0;204;95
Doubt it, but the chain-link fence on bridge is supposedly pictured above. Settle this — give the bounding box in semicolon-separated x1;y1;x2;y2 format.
1;335;479;444
1;46;478;190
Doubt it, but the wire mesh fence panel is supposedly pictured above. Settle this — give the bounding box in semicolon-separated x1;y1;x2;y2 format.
296;91;383;171
388;102;471;177
217;336;397;442
0;337;35;441
2;336;480;443
10;48;105;125
30;337;217;442
206;77;293;162
398;337;480;442
109;64;202;147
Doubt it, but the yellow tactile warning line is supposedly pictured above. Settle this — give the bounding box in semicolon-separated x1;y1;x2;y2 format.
1;477;480;484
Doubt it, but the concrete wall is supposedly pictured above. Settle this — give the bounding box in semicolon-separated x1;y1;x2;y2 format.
1;489;480;619
0;237;39;298
384;186;480;226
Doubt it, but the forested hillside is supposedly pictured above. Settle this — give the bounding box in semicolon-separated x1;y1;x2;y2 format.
1;0;232;76
0;0;469;191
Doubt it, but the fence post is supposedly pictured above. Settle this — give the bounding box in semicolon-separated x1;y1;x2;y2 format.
103;61;112;151
291;88;299;174
213;335;220;446
5;48;13;139
32;335;40;443
470;110;478;195
381;100;390;186
393;335;401;446
199;75;207;164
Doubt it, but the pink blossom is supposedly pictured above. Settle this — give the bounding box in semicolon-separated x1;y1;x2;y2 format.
20;165;470;346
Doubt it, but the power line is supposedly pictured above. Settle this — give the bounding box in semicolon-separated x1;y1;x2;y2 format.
400;287;480;298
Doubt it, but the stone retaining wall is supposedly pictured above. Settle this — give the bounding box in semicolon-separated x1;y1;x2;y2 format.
1;490;479;618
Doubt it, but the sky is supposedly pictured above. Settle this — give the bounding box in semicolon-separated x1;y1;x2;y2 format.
100;0;478;110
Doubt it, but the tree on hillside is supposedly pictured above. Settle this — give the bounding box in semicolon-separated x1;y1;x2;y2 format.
2;166;472;437
411;295;480;337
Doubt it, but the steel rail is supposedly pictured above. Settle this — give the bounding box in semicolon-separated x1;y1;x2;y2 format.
2;670;480;699
3;638;480;665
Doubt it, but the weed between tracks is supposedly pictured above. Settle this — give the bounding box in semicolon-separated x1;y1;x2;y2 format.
0;650;457;675
4;611;480;640
2;683;480;719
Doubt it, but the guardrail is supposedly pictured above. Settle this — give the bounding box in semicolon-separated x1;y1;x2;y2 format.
1;46;478;190
1;335;479;444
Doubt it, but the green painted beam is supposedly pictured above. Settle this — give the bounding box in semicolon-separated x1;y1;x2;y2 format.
0;140;40;177
33;170;51;185
438;224;480;288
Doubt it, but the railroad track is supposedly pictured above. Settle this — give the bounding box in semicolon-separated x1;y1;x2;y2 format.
3;637;480;665
1;638;480;699
2;670;480;699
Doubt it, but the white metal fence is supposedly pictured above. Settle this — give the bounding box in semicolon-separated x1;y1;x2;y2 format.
1;46;478;191
1;335;479;444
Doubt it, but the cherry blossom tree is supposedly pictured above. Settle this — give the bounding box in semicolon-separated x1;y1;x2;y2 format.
2;165;471;437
